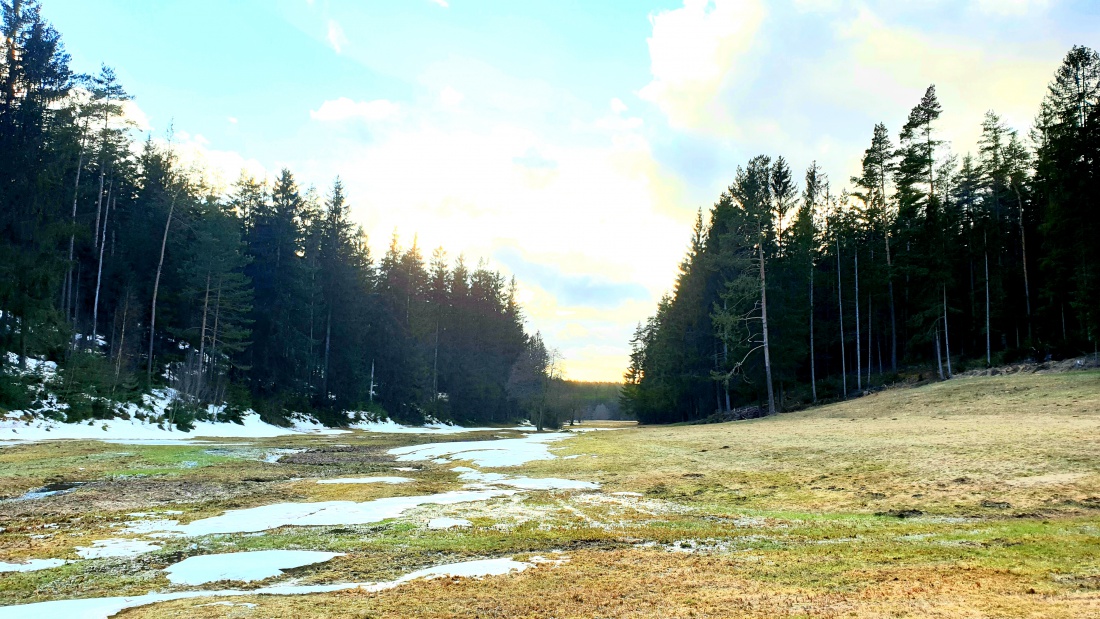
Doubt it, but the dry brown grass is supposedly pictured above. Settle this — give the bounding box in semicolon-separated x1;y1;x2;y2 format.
3;371;1099;617
120;548;1100;618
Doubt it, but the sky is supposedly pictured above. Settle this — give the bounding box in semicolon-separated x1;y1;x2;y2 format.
42;0;1096;381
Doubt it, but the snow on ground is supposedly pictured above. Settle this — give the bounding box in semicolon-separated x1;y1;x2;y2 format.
454;467;599;491
389;432;572;467
164;550;343;585
0;556;547;619
132;490;515;536
397;557;533;581
0;558;69;573
75;539;161;560
316;476;412;485
345;418;508;435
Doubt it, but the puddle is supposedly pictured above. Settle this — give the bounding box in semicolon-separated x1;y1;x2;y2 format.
75;539;162;559
165;550;343;585
132;490;514;536
8;481;83;502
389;432;574;467
316;476;412;485
0;556;551;619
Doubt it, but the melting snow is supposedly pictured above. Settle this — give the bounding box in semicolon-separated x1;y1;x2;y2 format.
132;490;513;536
0;556;547;619
316;476;412;485
389;432;572;467
75;539;161;559
165;550;343;585
455;469;598;491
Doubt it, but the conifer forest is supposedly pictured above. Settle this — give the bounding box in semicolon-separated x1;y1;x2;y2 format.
622;47;1100;424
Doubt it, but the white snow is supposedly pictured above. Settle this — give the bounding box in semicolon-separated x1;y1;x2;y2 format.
346;418;503;435
316;476;412;485
134;490;513;536
427;517;471;529
75;539;161;559
389;432;573;467
0;556;545;619
164;550;343;585
455;469;598;491
0;558;68;573
397;557;531;581
0;403;345;443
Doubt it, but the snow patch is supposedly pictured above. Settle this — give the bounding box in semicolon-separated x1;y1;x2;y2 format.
165;550;343;585
75;539;161;560
0;558;68;573
0;556;551;619
389;432;573;467
132;490;514;536
455;469;598;491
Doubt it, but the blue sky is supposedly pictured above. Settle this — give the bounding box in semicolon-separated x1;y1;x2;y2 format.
42;0;1096;380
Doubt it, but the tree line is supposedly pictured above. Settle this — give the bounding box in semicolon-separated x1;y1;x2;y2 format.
623;45;1100;424
0;0;558;427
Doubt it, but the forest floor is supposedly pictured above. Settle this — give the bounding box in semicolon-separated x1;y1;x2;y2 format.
0;370;1098;618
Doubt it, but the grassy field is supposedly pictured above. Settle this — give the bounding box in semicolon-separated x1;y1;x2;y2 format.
0;371;1098;617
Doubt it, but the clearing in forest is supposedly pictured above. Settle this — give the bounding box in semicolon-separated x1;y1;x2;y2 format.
0;371;1097;618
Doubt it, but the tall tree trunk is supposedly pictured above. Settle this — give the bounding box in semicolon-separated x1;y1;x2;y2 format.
935;325;944;379
837;237;847;398
855;249;862;391
809;258;817;403
943;285;952;378
198;272;211;381
1011;180;1032;341
990;233;998;367
210;276;222;369
91;189;112;348
881;171;898;372
93;166;105;251
64;126;88;321
322;309;332;398
147;194;177;384
759;241;775;415
867;292;873;382
433;317;440;404
113;291;129;395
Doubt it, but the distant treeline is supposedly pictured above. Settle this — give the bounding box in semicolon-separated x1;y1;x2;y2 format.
0;1;559;426
623;46;1100;424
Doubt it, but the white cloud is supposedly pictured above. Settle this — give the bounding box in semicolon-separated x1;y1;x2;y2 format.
310;97;402;122
440;86;464;108
119;100;152;132
327;20;347;54
227;116;238;124
610;97;628;114
156;133;269;197
638;0;766;132
430;0;450;7
972;0;1051;15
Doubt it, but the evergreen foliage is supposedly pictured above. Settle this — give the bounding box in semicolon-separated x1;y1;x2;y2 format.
623;47;1100;422
0;0;546;425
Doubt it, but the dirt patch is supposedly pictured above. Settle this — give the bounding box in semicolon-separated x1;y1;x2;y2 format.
278;445;395;467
